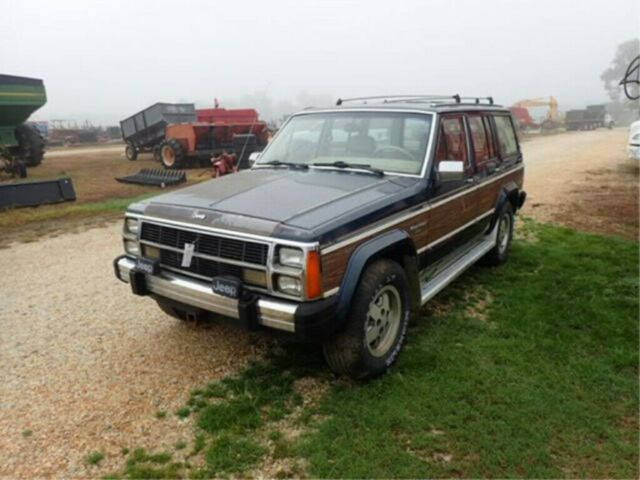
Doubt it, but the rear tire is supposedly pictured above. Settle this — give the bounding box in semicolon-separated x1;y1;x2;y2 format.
153;144;162;162
14;124;45;167
125;144;138;161
160;139;185;169
482;202;514;266
322;259;411;379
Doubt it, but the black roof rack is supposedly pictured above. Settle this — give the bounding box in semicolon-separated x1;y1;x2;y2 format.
335;94;497;107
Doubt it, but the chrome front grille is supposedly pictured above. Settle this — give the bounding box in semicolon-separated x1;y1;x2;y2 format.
139;222;269;285
140;222;269;266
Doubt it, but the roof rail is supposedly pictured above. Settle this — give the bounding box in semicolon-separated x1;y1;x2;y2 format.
335;94;496;106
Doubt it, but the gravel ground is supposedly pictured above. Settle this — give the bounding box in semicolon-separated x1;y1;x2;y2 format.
0;224;264;477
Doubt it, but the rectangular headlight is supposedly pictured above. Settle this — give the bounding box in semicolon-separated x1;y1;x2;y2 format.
125;218;139;235
276;275;302;296
124;240;140;256
278;247;304;268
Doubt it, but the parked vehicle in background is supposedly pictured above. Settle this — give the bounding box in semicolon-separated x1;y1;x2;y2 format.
584;104;610;129
511;96;560;130
628;120;640;160
510;106;538;131
0;74;47;178
565;104;613;131
565;109;586;131
120;103;197;161
158;112;269;170
114;94;526;379
120;103;271;169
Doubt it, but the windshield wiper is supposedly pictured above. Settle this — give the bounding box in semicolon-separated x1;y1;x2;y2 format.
260;160;308;170
311;160;384;176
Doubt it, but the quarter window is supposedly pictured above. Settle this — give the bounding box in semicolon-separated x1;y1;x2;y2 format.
493;115;518;157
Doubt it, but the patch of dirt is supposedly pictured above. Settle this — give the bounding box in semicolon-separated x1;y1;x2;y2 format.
254;377;330;479
521;129;639;241
464;288;494;323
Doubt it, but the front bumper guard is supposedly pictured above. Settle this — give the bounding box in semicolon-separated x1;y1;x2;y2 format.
114;256;298;333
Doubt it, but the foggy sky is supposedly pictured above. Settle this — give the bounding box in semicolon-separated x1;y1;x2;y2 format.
2;0;639;125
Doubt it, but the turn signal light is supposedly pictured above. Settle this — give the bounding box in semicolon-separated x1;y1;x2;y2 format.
305;251;322;299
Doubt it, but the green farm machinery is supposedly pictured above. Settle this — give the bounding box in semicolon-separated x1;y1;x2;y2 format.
0;74;47;178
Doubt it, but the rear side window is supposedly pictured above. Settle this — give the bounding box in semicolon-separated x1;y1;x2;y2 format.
467;115;491;169
493;115;518;157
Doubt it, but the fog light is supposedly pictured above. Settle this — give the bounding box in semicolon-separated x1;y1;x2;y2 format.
277;275;302;296
243;268;267;287
125;218;139;235
143;245;161;259
124;240;140;256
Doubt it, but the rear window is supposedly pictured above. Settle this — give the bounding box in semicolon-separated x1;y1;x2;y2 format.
493;115;518;157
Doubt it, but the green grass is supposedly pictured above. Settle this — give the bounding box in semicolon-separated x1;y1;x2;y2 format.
86;451;105;466
0;194;151;229
199;434;266;476
104;221;639;478
296;222;639;478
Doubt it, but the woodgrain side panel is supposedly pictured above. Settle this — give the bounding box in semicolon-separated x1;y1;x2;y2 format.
320;167;524;291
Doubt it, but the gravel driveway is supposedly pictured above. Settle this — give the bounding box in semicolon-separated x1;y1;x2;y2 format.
0;224;263;477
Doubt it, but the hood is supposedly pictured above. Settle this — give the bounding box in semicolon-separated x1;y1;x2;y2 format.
140;168;422;240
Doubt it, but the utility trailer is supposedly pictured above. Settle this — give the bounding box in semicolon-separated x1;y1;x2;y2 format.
0;74;47;177
120;103;196;161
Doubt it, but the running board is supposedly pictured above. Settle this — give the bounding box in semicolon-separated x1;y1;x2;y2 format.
420;233;497;305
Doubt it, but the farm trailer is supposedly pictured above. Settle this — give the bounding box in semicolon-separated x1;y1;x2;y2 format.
0;74;47;177
120;103;197;161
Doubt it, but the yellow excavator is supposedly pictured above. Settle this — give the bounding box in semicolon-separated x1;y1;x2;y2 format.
511;96;561;130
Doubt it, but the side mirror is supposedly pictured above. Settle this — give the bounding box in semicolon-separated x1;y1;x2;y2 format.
437;160;465;182
248;152;261;165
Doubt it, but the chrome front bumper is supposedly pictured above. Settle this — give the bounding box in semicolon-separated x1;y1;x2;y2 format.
115;256;298;332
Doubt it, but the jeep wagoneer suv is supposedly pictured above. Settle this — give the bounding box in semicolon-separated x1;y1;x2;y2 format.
114;95;526;379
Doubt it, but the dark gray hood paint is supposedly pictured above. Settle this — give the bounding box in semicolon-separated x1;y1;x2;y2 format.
138;169;424;242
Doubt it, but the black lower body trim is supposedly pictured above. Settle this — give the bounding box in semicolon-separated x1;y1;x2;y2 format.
294;295;340;341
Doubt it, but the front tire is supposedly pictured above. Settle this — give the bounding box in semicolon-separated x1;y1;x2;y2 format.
322;259;411;379
125;144;138;161
482;202;514;266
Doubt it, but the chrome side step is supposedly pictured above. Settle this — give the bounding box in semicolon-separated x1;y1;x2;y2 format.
420;228;497;305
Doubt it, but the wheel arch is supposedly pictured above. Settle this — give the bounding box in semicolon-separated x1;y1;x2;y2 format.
334;229;419;326
488;181;525;231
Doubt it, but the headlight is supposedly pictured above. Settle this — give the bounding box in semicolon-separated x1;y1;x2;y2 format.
632;133;640;142
276;275;302;296
278;247;304;268
125;217;139;235
124;240;140;256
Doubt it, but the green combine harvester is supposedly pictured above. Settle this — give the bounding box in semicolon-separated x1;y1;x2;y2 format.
0;74;47;178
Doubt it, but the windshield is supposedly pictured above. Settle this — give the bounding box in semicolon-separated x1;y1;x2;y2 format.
256;111;433;175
